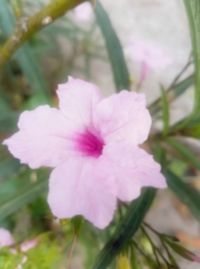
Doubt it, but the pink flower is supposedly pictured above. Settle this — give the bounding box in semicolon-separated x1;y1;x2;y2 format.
74;2;92;22
3;77;166;229
127;40;171;85
20;239;38;252
0;228;14;248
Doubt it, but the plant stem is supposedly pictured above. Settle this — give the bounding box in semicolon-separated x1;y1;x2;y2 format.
0;0;86;69
149;54;193;116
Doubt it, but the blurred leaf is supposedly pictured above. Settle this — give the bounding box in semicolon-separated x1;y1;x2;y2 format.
15;44;48;94
180;113;200;138
92;188;156;269
116;254;131;269
164;237;200;263
166;170;200;222
166;137;200;170
0;172;48;222
24;235;61;268
0;96;18;132
0;249;23;269
0;0;14;35
0;159;20;178
184;0;200;114
161;87;170;136
149;74;193;116
95;0;130;92
130;247;140;269
182;124;200;138
0;0;47;94
0;234;62;269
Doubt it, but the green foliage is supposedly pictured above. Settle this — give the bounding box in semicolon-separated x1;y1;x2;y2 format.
166;170;200;222
0;234;63;269
0;0;199;268
92;189;156;269
0;169;48;223
184;0;200;114
95;0;130;91
166;137;200;170
161;87;170;136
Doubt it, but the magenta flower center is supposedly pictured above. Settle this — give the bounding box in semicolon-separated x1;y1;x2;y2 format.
76;130;104;158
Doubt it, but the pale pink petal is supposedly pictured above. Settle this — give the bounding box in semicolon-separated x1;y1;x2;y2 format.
48;158;117;229
20;239;38;252
57;77;101;128
103;142;166;202
94;91;151;145
0;228;14;247
74;2;93;22
3;105;77;169
127;40;171;70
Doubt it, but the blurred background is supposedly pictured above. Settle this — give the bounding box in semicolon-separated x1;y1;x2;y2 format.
0;0;199;268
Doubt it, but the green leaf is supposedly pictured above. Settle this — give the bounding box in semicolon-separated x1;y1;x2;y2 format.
95;0;130;92
184;1;200;114
15;44;48;94
161;87;170;136
0;175;48;222
165;237;200;263
149;74;193;116
0;96;18;132
182;124;200;138
0;0;48;94
0;159;20;178
92;188;156;269
166;137;200;170
166;170;200;222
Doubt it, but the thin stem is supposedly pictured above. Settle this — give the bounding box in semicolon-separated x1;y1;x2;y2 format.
143;222;161;236
149;54;192;116
0;0;86;69
141;226;171;268
132;240;154;264
167;53;192;90
66;234;78;269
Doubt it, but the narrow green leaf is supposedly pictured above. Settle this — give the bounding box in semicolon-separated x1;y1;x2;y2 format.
0;178;48;222
92;188;156;269
149;74;193;116
0;0;47;94
15;44;48;94
94;0;130;92
182;124;200;138
165;237;200;262
184;1;200;114
0;159;20;178
166;137;200;170
161;87;170;135
166;170;200;222
179;113;200;138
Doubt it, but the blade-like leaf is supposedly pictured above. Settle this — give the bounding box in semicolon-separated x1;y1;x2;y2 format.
166;137;200;170
184;0;200;114
0;177;48;222
166;170;200;222
149;74;193;116
0;0;48;94
161;87;170;136
94;0;130;92
92;188;156;269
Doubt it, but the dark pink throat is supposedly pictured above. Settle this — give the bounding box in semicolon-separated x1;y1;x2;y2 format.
76;130;104;158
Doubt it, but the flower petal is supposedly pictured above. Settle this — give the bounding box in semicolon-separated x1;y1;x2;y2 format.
48;158;117;229
94;91;151;145
0;228;14;247
103;142;166;202
3;105;76;169
57;77;101;128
